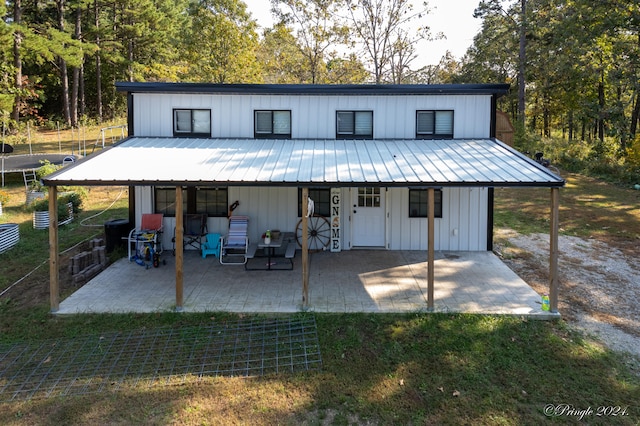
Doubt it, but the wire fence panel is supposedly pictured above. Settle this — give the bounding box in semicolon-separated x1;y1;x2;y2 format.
0;315;322;402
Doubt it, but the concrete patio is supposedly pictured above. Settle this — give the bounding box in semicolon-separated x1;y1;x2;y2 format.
55;249;558;318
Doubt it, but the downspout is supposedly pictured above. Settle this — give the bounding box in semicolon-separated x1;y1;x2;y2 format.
487;187;494;251
490;94;498;138
126;92;134;137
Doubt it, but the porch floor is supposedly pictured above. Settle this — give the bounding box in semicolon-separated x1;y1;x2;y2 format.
55;250;559;318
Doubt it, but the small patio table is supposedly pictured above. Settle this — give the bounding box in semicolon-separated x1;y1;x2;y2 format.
256;235;284;270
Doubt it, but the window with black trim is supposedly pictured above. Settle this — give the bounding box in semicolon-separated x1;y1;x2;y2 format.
336;111;373;139
254;110;291;138
416;110;454;139
195;187;228;217
298;188;331;217
155;187;187;216
155;187;228;217
173;109;211;137
409;189;443;218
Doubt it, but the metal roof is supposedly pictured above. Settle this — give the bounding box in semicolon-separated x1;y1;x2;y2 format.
43;137;564;188
115;82;511;97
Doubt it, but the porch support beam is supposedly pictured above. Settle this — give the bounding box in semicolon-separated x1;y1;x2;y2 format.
301;187;309;307
175;186;184;311
549;187;560;313
49;186;59;313
427;187;435;311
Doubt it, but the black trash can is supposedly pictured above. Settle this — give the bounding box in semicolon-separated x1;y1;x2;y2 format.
104;219;130;253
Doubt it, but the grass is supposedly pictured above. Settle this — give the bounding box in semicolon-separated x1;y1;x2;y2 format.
494;172;640;241
0;312;637;424
1;125;639;424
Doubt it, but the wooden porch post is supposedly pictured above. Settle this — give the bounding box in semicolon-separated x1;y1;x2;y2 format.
301;187;309;307
175;187;184;311
49;186;59;312
549;187;560;313
427;187;435;310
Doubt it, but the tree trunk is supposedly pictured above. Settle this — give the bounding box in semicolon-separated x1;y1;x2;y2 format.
568;110;574;141
94;0;102;123
70;5;83;127
517;0;526;125
631;90;640;140
57;0;71;126
12;0;22;125
598;79;605;142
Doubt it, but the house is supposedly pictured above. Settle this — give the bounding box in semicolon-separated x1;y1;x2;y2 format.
43;83;564;312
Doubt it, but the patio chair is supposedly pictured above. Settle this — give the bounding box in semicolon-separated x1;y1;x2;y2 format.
220;215;249;264
172;214;208;254
127;213;164;266
201;233;221;259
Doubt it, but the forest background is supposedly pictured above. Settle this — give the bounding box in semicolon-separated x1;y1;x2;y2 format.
1;0;640;184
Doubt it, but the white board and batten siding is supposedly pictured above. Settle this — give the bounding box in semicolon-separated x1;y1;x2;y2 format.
132;93;493;139
387;187;488;251
135;186;489;252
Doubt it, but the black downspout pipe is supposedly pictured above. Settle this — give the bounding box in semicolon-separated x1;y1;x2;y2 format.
127;92;134;136
490;94;497;138
487;187;494;252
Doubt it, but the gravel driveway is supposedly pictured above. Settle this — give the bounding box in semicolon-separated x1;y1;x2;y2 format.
496;228;640;360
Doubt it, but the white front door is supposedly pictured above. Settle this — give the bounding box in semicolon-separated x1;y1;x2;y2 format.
351;187;385;247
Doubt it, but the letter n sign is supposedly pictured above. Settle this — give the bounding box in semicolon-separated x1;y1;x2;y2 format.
330;188;341;252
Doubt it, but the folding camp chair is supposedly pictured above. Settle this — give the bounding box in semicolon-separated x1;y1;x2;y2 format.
128;213;164;267
172;214;208;254
220;215;249;264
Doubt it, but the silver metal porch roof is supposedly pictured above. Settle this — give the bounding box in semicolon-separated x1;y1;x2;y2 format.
43;137;564;187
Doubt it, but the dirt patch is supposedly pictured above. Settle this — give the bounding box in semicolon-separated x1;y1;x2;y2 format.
495;228;640;357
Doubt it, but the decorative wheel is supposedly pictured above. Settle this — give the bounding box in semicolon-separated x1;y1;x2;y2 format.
296;214;331;252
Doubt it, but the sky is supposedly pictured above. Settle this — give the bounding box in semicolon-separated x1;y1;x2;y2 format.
242;0;483;67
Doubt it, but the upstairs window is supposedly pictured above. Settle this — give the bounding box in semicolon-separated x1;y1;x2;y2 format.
173;109;211;137
336;111;373;139
254;110;292;138
416;110;454;139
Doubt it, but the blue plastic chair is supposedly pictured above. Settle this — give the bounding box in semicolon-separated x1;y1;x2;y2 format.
201;233;221;259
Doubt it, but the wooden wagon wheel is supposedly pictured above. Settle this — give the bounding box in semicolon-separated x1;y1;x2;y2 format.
295;214;331;252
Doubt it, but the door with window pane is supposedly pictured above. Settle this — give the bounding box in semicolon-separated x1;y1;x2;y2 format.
351;188;385;247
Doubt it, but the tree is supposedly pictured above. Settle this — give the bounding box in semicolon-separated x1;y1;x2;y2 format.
271;0;349;83
1;2;16;123
473;0;526;124
257;23;309;83
182;0;261;83
345;0;435;83
414;51;461;84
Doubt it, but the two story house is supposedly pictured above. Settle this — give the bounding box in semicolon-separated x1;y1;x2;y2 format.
44;83;565;312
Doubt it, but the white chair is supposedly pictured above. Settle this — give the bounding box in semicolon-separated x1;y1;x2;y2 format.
220;215;249;264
